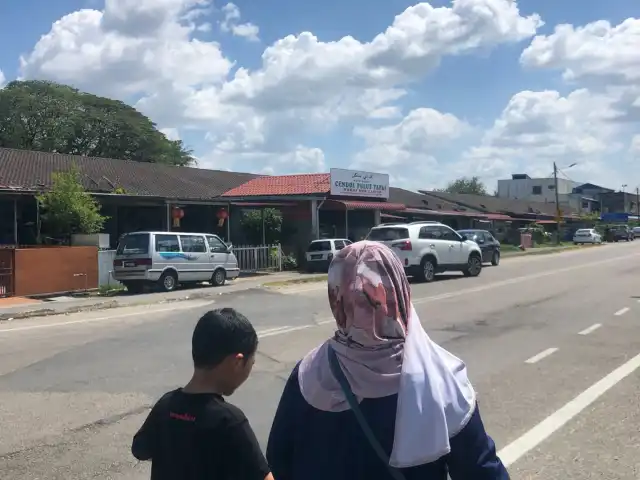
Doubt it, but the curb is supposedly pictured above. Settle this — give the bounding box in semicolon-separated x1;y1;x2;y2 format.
0;244;607;322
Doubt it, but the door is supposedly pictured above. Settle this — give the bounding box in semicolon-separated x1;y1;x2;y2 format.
178;234;210;281
439;226;466;264
154;233;182;274
206;235;231;271
477;232;492;262
419;226;453;265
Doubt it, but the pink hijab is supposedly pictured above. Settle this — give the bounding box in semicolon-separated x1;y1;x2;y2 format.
299;240;410;409
298;241;476;467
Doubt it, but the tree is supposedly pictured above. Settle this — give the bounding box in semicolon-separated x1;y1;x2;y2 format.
441;176;488;195
36;167;107;239
239;209;283;245
0;80;193;165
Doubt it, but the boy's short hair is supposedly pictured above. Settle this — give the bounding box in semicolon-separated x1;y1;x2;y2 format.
192;308;258;368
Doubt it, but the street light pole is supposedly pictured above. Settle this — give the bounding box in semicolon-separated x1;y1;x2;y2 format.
553;162;561;245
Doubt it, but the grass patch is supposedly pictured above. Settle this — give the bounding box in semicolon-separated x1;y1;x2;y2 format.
263;275;328;288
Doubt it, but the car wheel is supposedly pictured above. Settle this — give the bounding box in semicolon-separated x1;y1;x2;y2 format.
491;251;500;266
211;268;226;287
463;253;482;277
419;257;436;283
158;271;178;292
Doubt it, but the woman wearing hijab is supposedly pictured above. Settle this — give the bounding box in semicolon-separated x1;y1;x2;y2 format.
266;241;509;480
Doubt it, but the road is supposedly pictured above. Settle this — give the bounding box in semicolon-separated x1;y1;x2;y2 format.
1;242;639;479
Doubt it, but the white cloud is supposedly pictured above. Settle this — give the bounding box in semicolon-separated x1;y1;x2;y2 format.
160;127;181;141
462;89;627;188
0;69;5;89
631;135;640;155
220;3;259;42
19;0;231;99
18;0;542;177
521;18;640;86
352;108;470;189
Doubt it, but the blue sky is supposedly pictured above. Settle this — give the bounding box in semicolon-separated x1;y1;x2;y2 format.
1;0;638;191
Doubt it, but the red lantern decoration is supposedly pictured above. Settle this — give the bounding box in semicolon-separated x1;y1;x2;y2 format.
217;208;228;227
172;207;184;228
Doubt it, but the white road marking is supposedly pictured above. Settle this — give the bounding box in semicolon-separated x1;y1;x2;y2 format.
578;323;602;335
0;301;214;334
498;351;640;467
525;348;559;364
615;307;630;316
258;319;335;338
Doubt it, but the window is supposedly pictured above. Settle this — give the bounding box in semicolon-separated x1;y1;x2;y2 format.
307;241;331;252
367;227;409;241
344;239;353;245
155;234;180;252
548;185;555;190
419;226;441;239
116;233;149;255
581;201;589;209
334;240;346;250
532;186;542;195
439;226;461;241
206;235;228;253
180;235;207;253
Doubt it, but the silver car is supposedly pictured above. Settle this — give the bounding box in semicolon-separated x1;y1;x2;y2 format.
113;231;240;293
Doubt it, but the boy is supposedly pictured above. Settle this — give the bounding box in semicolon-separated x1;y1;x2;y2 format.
132;308;274;480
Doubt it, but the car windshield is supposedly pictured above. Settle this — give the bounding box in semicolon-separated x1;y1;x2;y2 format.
116;233;150;255
307;241;331;252
367;227;409;241
576;229;591;235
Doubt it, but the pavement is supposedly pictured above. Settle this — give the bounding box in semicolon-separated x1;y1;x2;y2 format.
1;241;639;479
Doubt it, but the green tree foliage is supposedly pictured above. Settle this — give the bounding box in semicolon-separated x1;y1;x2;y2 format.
240;208;283;245
441;176;488;195
0;80;193;165
37;168;107;237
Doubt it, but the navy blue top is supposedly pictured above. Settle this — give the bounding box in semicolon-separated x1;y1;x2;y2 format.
266;364;510;480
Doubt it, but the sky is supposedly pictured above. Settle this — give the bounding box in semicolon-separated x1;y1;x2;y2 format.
0;0;638;192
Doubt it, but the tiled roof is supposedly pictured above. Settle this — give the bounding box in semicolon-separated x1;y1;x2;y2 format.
0;147;257;200
222;173;331;197
389;187;482;212
330;200;406;211
420;190;564;216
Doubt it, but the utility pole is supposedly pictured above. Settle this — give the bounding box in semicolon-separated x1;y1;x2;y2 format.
636;187;639;220
553;162;561;245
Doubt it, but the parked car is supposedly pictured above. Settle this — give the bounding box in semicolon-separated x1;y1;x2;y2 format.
612;225;634;242
457;229;501;266
305;238;352;272
366;221;483;282
573;228;603;245
633;226;640;237
113;231;239;293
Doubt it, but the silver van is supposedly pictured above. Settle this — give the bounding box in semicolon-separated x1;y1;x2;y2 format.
113;231;240;293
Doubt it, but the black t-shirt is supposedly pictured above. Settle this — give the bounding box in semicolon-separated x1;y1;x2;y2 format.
132;389;270;480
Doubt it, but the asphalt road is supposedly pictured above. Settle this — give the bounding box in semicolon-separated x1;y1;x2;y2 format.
1;242;640;479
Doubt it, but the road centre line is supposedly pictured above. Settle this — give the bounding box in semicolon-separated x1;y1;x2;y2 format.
578;323;602;335
498;350;640;467
524;348;558;364
615;307;630;316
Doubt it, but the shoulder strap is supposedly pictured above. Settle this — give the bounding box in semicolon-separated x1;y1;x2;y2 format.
327;346;406;480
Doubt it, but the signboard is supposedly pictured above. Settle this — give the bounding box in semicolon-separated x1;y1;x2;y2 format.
330;168;389;199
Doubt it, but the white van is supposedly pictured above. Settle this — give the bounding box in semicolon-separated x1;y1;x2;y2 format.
113;231;240;293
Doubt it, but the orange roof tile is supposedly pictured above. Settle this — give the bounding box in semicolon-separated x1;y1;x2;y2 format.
222;173;330;197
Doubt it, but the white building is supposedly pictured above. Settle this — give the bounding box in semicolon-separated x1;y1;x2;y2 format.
497;174;599;213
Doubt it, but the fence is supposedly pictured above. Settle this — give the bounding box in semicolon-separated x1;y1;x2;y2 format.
98;250;123;288
0;248;14;297
232;244;282;273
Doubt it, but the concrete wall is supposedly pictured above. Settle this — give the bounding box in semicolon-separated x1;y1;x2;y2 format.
98;250;122;288
498;177;580;203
